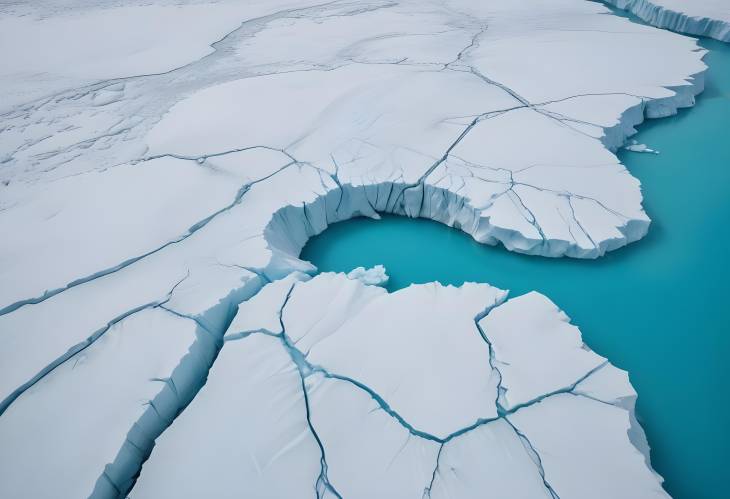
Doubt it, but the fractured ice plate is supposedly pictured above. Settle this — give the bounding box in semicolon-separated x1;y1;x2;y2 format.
132;273;669;499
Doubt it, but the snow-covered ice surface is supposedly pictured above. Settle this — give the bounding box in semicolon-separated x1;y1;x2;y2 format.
0;0;724;496
132;274;669;499
0;0;303;109
605;0;730;42
0;307;201;498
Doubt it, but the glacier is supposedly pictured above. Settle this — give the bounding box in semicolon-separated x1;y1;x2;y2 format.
0;0;726;497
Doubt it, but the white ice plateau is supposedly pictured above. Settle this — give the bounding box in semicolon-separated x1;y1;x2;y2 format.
0;0;725;497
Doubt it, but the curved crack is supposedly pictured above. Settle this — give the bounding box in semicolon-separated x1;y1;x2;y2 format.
504;418;561;499
0;158;296;317
0;272;190;417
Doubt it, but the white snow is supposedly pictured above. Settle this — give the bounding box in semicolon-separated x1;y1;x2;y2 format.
130;334;321;499
282;272;387;354
626;140;661;154
508;394;669;499
428;419;554;499
131;275;669;498
0;308;199;498
225;272;309;339
0;0;302;109
289;277;507;438
0;0;714;496
0;156;266;308
478;291;607;410
306;374;442;499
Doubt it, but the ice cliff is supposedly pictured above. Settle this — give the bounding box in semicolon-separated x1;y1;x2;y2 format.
604;0;730;42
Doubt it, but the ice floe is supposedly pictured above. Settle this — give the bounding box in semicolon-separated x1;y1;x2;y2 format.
605;0;730;42
132;274;669;499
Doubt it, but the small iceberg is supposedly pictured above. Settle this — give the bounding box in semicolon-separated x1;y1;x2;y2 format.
625;140;660;154
347;265;390;287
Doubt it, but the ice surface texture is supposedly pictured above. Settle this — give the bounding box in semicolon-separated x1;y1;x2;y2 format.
0;0;723;497
132;274;669;499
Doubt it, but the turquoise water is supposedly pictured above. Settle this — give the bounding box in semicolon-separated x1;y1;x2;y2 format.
301;39;730;499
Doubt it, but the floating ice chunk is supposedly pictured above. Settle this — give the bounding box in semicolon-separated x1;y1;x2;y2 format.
626;140;660;154
346;264;390;286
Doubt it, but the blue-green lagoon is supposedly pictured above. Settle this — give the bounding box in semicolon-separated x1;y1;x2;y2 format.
301;39;730;499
